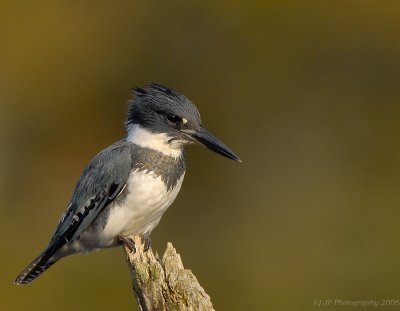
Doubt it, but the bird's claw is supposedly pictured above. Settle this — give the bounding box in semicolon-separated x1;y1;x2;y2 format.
118;236;136;254
141;236;152;252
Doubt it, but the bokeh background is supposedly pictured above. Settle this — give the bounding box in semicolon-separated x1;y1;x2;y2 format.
1;1;400;310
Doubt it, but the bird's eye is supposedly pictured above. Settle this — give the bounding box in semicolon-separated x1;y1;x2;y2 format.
166;115;181;124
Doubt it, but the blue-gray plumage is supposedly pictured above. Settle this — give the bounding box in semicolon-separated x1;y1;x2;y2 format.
15;83;240;285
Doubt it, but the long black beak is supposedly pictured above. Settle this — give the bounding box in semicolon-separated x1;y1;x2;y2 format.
182;128;241;162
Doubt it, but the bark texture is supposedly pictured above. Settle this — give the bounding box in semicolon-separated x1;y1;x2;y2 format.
122;235;215;311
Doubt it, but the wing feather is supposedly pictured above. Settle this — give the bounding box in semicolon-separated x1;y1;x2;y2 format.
48;140;132;249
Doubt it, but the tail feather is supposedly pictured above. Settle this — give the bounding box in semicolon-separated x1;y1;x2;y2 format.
14;252;56;285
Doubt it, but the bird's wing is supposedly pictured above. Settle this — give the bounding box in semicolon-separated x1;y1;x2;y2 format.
48;140;133;250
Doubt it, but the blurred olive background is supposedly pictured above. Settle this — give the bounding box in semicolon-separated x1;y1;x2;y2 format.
1;1;400;310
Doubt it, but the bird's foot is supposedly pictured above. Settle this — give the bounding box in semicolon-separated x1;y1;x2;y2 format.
118;236;136;254
141;235;152;252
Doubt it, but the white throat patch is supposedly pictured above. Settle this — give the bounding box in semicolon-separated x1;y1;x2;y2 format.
127;124;182;158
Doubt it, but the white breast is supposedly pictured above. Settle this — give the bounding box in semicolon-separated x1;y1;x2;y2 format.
101;169;184;243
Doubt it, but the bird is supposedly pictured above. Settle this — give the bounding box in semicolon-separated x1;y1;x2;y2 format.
15;82;241;285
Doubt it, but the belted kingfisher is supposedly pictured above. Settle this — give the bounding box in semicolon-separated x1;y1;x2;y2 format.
15;83;240;285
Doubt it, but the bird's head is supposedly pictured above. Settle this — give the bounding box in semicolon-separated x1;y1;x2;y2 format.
126;83;241;162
